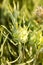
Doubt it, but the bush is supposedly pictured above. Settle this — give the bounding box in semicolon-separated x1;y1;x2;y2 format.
0;0;43;65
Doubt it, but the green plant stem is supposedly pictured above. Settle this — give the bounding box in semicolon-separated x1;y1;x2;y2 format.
1;34;9;57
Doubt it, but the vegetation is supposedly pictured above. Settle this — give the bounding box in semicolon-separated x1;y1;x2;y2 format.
0;0;43;65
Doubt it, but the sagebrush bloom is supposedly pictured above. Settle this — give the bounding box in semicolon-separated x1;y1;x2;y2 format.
18;26;28;43
35;6;43;18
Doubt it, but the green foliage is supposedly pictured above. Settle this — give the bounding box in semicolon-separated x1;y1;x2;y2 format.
0;0;43;65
